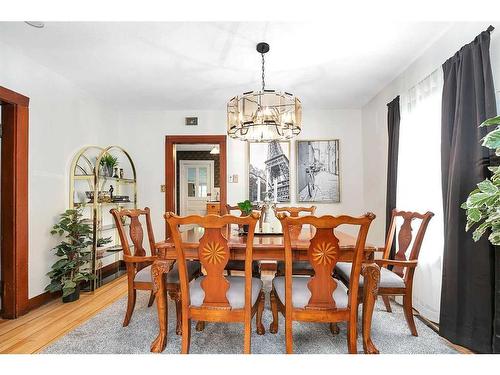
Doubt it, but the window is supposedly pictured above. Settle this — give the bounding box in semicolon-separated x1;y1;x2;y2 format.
397;69;444;323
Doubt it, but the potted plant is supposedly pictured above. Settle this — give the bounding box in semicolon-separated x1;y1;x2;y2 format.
96;236;112;248
462;115;500;244
45;208;95;302
237;200;253;233
99;153;118;177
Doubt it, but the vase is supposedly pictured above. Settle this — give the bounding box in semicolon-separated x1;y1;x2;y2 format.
62;284;80;303
100;165;112;177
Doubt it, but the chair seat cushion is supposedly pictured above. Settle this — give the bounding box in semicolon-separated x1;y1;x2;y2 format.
272;276;348;309
189;276;263;309
134;261;201;284
335;262;405;288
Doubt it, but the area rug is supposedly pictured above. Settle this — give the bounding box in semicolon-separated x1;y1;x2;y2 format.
42;291;457;354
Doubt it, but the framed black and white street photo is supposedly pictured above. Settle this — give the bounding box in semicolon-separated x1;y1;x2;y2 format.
297;140;340;203
248;141;290;203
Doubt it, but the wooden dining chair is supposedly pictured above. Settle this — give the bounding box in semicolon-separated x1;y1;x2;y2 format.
166;211;266;354
224;204;261;277
273;206;317;276
110;207;201;333
273;205;317;217
269;212;377;354
335;209;434;336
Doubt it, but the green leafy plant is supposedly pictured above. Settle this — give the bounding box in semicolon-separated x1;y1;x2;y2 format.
237;200;253;215
462;115;500;245
99;153;118;177
96;236;112;247
45;209;95;298
99;153;118;169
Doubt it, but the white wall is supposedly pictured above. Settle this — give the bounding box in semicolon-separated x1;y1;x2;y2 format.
361;22;500;245
103;109;365;238
0;40;110;298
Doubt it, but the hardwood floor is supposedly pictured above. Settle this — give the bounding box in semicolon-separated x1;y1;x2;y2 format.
0;276;127;354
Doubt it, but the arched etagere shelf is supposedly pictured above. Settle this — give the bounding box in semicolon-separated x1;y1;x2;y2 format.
69;145;137;291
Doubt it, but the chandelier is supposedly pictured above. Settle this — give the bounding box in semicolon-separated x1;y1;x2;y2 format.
227;42;302;142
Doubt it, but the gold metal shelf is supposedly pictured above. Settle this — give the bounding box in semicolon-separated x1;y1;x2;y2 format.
74;201;135;207
99;223;130;231
73;175;93;180
101;177;136;184
69;145;137;292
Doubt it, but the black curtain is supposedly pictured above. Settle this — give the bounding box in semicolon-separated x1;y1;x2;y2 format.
386;96;400;259
440;29;498;353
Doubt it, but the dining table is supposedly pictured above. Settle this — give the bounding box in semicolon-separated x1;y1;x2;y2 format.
150;225;381;354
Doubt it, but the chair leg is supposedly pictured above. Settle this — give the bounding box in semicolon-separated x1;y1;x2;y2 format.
403;293;418;336
269;288;279;334
181;318;191;354
244;316;252;354
285;315;293;354
195;321;206;331
381;295;392;313
347;305;358;354
256;291;265;335
168;290;183;336
347;321;358;354
123;288;136;327
330;323;340;335
362;273;380;354
147;290;156;307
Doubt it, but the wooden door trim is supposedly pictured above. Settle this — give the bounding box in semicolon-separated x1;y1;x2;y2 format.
0;86;29;107
0;86;29;318
165;135;227;239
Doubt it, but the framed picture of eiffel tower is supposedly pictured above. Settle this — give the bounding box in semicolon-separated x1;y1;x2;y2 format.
248;141;290;203
297;139;340;203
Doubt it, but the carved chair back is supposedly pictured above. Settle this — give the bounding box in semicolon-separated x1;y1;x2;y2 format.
225;204;240;215
274;206;317;237
166;212;260;310
225;204;261;215
273;205;317;217
277;212;375;311
225;203;262;229
110;207;157;273
383;209;434;279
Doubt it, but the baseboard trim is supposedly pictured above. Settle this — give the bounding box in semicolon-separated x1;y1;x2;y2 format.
26;260;126;312
28;290;61;310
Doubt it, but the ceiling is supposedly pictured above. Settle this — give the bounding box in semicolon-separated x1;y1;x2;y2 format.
0;22;452;110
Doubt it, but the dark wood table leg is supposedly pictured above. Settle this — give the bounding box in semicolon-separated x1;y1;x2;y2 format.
361;263;380;354
150;260;173;353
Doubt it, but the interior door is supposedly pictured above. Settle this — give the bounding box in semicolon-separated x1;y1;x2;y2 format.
180;160;214;216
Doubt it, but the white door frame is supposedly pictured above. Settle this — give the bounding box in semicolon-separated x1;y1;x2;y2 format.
179;160;215;217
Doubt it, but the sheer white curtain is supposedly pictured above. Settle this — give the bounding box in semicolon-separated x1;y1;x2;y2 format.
397;69;444;323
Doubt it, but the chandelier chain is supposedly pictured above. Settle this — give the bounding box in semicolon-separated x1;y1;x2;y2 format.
261;53;265;91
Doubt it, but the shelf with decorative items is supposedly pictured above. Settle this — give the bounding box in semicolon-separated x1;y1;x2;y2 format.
69;145;137;291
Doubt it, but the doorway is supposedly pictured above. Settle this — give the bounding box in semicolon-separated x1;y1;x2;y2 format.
0;86;29;319
165;135;227;238
179;160;215;216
